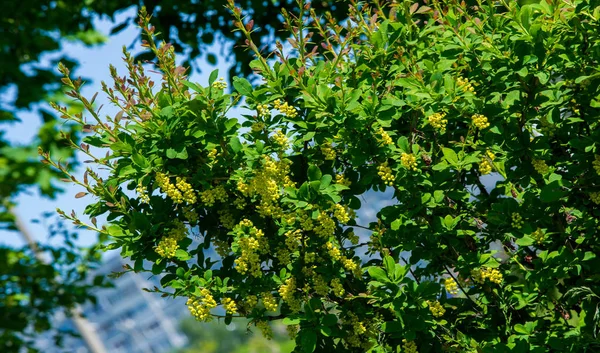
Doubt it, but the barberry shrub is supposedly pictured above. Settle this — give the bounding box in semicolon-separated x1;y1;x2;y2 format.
43;0;600;352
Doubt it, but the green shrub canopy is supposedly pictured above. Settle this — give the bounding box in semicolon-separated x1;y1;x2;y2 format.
45;1;600;351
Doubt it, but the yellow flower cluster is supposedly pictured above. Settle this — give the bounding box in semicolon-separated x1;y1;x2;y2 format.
401;153;418;171
187;289;217;322
539;116;556;136
347;231;359;245
182;206;198;223
212;77;227;90
479;159;493;175
136;184;150;203
222;297;238;315
155;236;179;258
314;211;336;238
279;277;301;312
344;313;367;348
444;277;459;295
214;238;230;257
427;300;446;317
335;173;352;186
233;219;266;277
286;325;299;339
285;229;301;252
218;209;236;229
472;267;503;285
428;112;448;131
167;221;188;241
255;320;273;339
593;155;600;175
377;127;393;145
457;76;475;93
326;242;342;260
532;159;549;174
257;103;270;117
532;228;545;244
200;185;228;207
342;257;360;274
261;292;279;312
377;162;394;186
244;157;294;218
402;339;418;353
297;211;314;231
332;204;350;224
313;275;329;296
273;99;297;118
175;177;197;204
156;172;184;203
331;278;345;297
207;148;218;159
472;114;490;129
271;130;288;148
591;192;600;205
511;213;524;229
244;295;258;312
321;144;337;160
251;122;265;132
486;150;496;161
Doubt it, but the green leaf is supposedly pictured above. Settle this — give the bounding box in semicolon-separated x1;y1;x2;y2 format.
398;136;409;153
232;77;253;96
229;137;243;153
204;269;213;281
175;249;191;261
300;330;317;353
383;256;395;278
516;236;534;246
166;147;188;159
368;267;389;282
308;165;322;181
131;153;149;168
208;69;219;86
442;148;458;166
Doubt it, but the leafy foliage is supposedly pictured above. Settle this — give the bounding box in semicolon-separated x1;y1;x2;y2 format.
46;1;600;352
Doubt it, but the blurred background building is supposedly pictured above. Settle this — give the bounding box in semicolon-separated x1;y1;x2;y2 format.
36;254;189;353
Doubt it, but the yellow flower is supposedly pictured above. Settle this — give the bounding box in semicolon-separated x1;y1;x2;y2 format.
444;277;459;295
377;162;394;186
532;159;550;174
331;278;345;297
591;192;600;205
532;228;545;244
472;267;503;285
136;184;150;203
511;212;524;229
261;292;278;312
255;320;273;339
211;77;227;90
401;153;418;171
479;159;492;175
472;114;490;129
592;155;600;175
457;76;475;93
222;297;238;315
402;339;419;353
155;236;179;258
272;129;288;148
427;300;446;317
321;144;336;160
376;127;393;145
427;112;448;131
